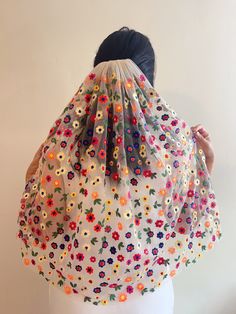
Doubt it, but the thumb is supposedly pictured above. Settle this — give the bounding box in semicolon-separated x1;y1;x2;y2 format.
34;144;44;159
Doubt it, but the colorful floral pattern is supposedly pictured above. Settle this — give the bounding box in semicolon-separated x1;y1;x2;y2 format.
16;59;222;305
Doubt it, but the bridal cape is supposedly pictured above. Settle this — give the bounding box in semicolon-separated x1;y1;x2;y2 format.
16;58;222;306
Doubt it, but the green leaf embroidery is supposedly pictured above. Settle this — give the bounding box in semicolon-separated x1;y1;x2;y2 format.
48;164;54;170
94;198;101;205
149;188;155;195
91;237;98;245
46;220;52;228
115;208;121;217
118;242;124;250
109;294;116;301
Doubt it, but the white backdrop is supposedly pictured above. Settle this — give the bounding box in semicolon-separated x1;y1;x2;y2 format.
1;0;235;313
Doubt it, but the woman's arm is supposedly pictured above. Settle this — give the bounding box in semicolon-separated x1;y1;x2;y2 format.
191;124;215;175
25;143;44;182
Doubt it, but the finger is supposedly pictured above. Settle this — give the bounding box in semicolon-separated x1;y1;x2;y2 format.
198;128;210;139
34;145;44;159
191;124;204;133
191;125;210;139
195;131;210;145
37;143;44;154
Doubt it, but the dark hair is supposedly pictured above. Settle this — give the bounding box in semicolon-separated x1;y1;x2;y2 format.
93;26;155;86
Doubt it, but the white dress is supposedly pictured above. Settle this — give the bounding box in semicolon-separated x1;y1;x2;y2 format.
49;266;174;314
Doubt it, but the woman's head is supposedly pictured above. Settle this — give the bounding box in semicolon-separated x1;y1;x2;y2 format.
94;26;156;86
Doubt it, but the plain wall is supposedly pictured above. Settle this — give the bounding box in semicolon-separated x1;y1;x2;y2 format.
1;0;235;313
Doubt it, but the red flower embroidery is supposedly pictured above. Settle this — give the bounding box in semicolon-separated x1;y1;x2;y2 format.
94;224;102;232
86;213;95;223
76;253;84;261
155;220;164;228
112;231;120;240
69;221;76;230
98;94;108;104
86;266;94;274
46;198;54;207
187;190;195;197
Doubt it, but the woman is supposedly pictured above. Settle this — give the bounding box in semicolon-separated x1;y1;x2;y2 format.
17;27;221;314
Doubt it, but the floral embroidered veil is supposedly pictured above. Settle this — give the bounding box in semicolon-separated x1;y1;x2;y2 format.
16;58;222;305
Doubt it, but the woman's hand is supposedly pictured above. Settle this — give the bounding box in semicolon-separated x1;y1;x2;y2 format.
25;143;44;182
190;124;215;175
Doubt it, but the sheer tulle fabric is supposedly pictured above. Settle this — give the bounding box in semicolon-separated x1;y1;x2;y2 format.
16;58;222;305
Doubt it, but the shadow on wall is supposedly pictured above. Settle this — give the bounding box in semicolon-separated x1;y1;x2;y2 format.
208;287;236;314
